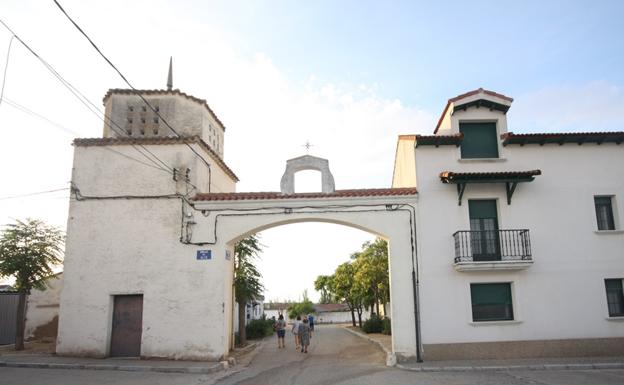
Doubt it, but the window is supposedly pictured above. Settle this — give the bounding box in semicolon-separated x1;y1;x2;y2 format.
595;196;616;230
470;283;513;322
605;279;624;317
459;122;499;159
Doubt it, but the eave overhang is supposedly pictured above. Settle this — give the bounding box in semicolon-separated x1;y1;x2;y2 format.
439;170;541;206
453;98;510;114
415;134;463;147
502;132;624;146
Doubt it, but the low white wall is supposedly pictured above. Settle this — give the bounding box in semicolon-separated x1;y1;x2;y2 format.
26;274;63;340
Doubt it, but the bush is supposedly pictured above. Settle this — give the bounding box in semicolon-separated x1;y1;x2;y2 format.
382;317;391;335
362;314;383;333
246;318;274;339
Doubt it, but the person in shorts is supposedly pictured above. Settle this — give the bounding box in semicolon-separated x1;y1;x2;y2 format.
274;314;286;348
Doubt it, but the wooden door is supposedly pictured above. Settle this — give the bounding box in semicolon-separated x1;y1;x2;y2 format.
110;295;143;357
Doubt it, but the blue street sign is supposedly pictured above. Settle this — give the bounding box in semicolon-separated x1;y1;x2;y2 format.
197;250;212;260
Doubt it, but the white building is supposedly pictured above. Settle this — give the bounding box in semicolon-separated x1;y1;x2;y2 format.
392;88;624;360
56;69;240;360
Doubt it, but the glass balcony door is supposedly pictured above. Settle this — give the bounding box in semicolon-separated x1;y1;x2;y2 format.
469;200;501;261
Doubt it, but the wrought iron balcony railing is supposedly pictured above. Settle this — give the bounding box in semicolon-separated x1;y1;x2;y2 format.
453;229;532;263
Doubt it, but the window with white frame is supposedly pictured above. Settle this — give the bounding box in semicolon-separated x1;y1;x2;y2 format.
605;279;624;317
594;196;616;230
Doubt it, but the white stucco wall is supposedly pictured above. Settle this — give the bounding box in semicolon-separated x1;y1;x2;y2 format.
57;141;236;360
103;93;226;158
25;273;63;339
413;140;624;347
191;194;419;360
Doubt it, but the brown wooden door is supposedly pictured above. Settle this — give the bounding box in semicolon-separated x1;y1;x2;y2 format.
110;295;143;357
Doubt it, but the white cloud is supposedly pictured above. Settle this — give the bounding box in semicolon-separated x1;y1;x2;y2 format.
509;81;624;133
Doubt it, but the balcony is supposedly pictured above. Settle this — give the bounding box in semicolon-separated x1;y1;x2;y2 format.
453;229;533;271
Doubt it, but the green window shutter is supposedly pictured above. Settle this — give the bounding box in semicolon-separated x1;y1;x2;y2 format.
471;283;511;304
460;122;499;159
470;283;513;321
469;200;498;220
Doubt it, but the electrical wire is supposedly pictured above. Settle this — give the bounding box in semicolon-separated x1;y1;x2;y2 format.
52;0;213;191
0;18;189;182
0;35;14;107
2;96;172;173
0;187;69;200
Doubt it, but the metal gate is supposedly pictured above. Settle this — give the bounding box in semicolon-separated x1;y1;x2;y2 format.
0;293;19;345
110;295;143;357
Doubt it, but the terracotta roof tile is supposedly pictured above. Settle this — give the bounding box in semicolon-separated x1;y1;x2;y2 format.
434;88;513;134
193;187;417;201
415;134;463;147
502;131;624;146
103;88;226;131
440;170;541;183
73;136;239;182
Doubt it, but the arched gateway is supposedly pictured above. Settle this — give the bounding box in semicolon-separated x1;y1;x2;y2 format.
56;82;421;364
191;185;420;363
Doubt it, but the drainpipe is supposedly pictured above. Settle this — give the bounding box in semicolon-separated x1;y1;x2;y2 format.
412;269;423;362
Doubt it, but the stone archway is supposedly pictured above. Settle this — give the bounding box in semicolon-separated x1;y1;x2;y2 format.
280;155;336;194
190;188;420;364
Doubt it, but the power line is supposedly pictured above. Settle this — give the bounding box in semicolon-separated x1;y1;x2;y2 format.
0;187;69;201
2;97;173;173
53;0;213;192
0;35;14;107
0;18;184;180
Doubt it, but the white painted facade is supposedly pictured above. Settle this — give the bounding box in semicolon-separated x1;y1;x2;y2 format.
25;273;63;340
57;86;420;363
393;88;624;359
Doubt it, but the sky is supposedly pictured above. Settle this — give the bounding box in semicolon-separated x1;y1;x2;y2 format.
1;0;623;301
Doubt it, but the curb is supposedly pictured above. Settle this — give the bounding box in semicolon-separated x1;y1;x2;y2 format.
0;359;228;374
341;328;624;373
395;362;624;372
342;327;396;367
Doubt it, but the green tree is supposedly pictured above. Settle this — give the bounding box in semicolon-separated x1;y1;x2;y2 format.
314;275;333;304
0;219;64;350
287;298;314;320
352;238;389;316
331;262;359;327
234;234;264;346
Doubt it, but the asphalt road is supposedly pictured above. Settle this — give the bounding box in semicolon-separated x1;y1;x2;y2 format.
1;325;624;385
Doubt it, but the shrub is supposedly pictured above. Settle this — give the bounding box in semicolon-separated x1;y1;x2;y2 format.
246;318;274;339
382;317;391;335
362;314;383;333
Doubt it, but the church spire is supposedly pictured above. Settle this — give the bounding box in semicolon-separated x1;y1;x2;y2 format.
166;57;173;91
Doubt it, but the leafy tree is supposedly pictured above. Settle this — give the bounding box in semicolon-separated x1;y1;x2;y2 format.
0;219;64;350
352;239;389;316
234;234;264;346
314;275;333;304
287;298;314;320
331;262;359;327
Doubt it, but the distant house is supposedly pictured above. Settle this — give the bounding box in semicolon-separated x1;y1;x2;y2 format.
313;303;372;324
264;302;291;321
0;285;14;292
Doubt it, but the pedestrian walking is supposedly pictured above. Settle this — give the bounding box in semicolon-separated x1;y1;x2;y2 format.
292;315;301;349
274;314;286;348
298;318;311;353
307;313;315;338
